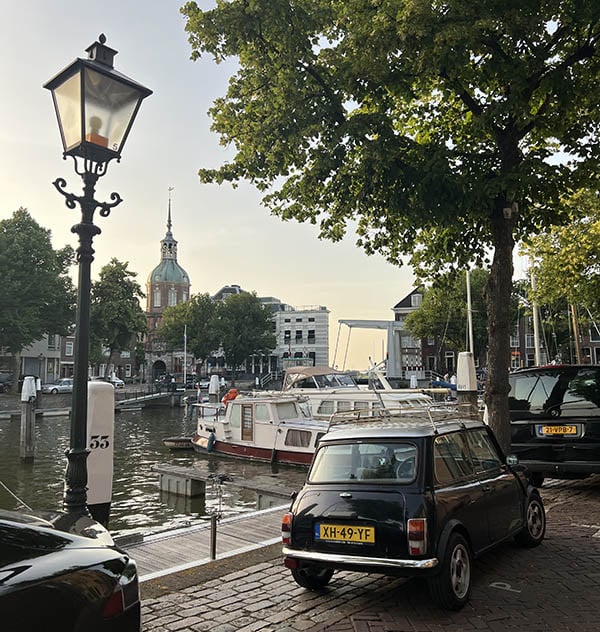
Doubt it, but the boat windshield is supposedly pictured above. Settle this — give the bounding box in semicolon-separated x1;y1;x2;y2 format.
314;373;357;389
275;401;306;421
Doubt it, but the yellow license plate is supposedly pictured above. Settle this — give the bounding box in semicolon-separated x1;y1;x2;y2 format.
315;524;375;543
541;425;577;435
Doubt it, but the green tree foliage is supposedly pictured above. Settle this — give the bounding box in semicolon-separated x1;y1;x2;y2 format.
216;292;276;381
159;293;220;369
0;209;76;378
182;1;600;449
522;189;600;316
405;270;490;366
89;259;147;370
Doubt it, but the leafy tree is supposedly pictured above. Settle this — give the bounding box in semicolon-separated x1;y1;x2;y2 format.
406;270;490;367
89;259;147;372
522;189;600;317
216;292;276;382
182;1;600;449
0;208;76;383
158;293;220;370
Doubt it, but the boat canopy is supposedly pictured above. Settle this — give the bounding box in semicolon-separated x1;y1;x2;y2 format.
282;366;357;390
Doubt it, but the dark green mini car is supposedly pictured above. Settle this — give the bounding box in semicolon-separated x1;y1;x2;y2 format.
282;413;545;610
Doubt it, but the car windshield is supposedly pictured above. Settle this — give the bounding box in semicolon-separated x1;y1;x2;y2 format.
309;441;418;483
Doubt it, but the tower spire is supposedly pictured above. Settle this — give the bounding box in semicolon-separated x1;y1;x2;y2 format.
167;186;174;232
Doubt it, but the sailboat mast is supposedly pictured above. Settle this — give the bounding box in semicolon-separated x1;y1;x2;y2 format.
466;270;474;354
530;273;543;366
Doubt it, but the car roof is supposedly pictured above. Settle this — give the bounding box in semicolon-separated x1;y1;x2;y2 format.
320;410;487;443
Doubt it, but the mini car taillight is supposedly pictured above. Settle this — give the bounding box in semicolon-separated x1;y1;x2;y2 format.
282;512;293;544
407;518;428;556
102;560;140;618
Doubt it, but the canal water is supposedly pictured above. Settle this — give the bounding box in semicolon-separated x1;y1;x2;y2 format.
0;403;307;539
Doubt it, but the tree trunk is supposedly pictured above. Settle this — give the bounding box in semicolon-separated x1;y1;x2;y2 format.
484;204;515;454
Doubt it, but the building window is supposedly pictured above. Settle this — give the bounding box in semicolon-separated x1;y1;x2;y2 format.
65;341;74;357
296;318;302;322
47;334;59;350
284;330;291;343
125;364;132;377
308;329;315;344
411;293;423;307
284;318;291;323
168;287;177;306
308;317;315;322
153;288;161;308
510;333;519;347
295;330;303;343
525;334;535;348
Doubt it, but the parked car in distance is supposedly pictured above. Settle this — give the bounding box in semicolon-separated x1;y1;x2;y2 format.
0;372;14;393
107;375;125;389
41;377;74;394
509;364;600;487
282;412;545;610
0;508;141;631
90;375;125;389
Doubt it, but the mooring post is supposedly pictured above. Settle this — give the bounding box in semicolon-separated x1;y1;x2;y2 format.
210;513;217;560
20;376;37;463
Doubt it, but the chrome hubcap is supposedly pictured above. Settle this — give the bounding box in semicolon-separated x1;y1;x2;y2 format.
450;544;470;599
527;501;544;538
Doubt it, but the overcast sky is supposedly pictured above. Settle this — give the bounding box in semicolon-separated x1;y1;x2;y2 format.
0;0;421;369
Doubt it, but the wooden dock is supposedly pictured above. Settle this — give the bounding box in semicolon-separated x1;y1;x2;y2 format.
120;504;286;582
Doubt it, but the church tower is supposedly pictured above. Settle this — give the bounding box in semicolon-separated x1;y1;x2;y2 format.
145;190;190;381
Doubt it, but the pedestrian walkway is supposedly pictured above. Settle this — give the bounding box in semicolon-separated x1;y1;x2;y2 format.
125;504;285;582
141;477;600;631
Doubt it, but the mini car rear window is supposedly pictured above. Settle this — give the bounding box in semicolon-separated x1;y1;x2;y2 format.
309;441;418;483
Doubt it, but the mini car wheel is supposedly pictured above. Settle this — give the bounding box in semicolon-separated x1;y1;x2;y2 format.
291;566;334;590
51;388;58;394
428;532;471;610
515;492;546;547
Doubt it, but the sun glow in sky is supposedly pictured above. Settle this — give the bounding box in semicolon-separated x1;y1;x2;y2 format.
0;1;416;369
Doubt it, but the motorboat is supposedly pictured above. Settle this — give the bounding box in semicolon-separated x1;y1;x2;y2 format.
280;365;433;419
191;393;329;466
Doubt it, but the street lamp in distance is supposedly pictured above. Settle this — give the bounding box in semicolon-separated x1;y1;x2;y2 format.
44;34;151;516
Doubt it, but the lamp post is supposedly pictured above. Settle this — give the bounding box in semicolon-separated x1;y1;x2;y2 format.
44;35;151;515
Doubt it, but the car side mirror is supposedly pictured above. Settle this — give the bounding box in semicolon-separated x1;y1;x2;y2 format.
506;455;519;466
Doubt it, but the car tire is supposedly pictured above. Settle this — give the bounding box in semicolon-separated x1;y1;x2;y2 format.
428;532;471;610
291;566;334;590
51;388;58;395
515;492;546;547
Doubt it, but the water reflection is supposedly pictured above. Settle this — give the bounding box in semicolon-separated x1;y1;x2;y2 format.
0;405;307;538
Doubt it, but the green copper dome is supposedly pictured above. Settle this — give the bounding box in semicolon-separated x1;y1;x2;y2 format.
148;194;190;287
150;259;189;284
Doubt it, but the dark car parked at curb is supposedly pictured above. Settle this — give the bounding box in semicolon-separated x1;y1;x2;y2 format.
0;509;141;631
282;412;545;610
509;365;600;487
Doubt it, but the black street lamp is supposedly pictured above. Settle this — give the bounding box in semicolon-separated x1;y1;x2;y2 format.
44;35;151;515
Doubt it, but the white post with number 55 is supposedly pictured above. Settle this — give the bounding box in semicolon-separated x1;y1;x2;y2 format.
86;381;115;526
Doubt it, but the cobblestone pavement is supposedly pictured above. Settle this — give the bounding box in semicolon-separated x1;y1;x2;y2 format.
142;477;600;631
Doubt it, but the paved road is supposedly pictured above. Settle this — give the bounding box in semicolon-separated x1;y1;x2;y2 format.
142;476;600;631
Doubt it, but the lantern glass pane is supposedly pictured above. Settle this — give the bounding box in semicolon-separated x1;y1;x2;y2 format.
53;72;82;152
83;68;141;153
